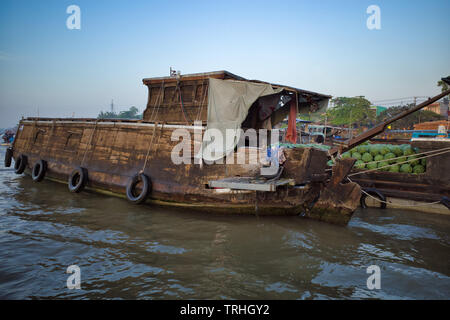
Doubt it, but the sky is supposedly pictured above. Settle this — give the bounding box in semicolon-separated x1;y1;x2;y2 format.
0;0;449;128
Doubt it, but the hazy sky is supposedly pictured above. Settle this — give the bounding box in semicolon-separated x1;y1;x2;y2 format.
0;0;449;128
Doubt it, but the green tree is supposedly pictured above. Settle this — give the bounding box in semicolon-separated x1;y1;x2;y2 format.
118;106;141;119
438;79;449;93
98;106;142;119
438;77;449;98
327;96;375;126
97;111;118;119
376;104;445;129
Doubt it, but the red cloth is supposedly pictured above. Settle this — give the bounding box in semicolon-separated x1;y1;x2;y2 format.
285;99;297;144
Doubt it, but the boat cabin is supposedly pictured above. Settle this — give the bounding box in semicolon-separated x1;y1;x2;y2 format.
142;70;331;129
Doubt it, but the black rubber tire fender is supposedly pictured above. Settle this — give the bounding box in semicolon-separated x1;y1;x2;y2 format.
360;188;387;209
68;167;88;193
14;154;27;174
4;147;13;168
126;173;151;204
32;159;47;182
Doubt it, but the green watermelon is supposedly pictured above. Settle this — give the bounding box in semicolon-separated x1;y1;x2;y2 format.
362;152;373;163
413;164;425;174
358;145;369;154
396;156;407;164
374;154;384;162
389;164;400;172
384;152;396;164
351;152;362;160
407;156;419;166
380;146;390;155
367;162;378;170
392;146;403;156
342;152;351;159
369;145;380;157
378;161;389;171
400;164;413;173
403;147;414;156
354;160;365;169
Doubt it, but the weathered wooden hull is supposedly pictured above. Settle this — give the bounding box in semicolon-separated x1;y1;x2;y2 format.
10;118;361;224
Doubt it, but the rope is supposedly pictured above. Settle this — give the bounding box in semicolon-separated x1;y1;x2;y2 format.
195;81;208;122
348;177;443;207
139;84;166;174
177;82;191;124
348;148;450;177
81;120;98;167
141;122;158;173
148;81;165;123
153;122;165;153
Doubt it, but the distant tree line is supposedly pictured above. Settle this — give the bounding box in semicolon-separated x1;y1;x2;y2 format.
304;78;448;130
98;106;143;119
323;96;444;130
325;96;375;127
376;104;444;129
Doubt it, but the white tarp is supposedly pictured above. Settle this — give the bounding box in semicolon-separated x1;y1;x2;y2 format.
200;78;283;162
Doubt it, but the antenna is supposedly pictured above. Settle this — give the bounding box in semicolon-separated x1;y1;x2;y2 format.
111;99;114;113
170;67;181;78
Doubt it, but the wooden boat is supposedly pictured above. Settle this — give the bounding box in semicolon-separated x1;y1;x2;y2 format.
5;71;365;225
350;137;450;214
328;83;450;215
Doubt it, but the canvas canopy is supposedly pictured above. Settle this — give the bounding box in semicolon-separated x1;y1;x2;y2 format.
200;78;284;161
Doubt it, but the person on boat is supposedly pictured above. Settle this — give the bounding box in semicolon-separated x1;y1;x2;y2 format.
2;130;14;144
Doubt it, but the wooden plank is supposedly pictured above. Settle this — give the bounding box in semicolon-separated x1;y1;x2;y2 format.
374;188;444;202
209;177;294;192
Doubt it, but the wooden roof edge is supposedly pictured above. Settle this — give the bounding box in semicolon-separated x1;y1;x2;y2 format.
142;70;332;100
142;70;246;84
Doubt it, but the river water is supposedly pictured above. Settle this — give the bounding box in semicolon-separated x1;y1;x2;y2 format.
0;146;449;300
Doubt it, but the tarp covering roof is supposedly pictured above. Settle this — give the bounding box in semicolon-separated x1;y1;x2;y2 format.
200;78;284;161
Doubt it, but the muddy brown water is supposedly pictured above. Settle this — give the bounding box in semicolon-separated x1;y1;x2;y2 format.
0;146;449;299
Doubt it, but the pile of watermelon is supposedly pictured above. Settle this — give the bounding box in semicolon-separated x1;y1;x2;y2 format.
329;143;427;174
